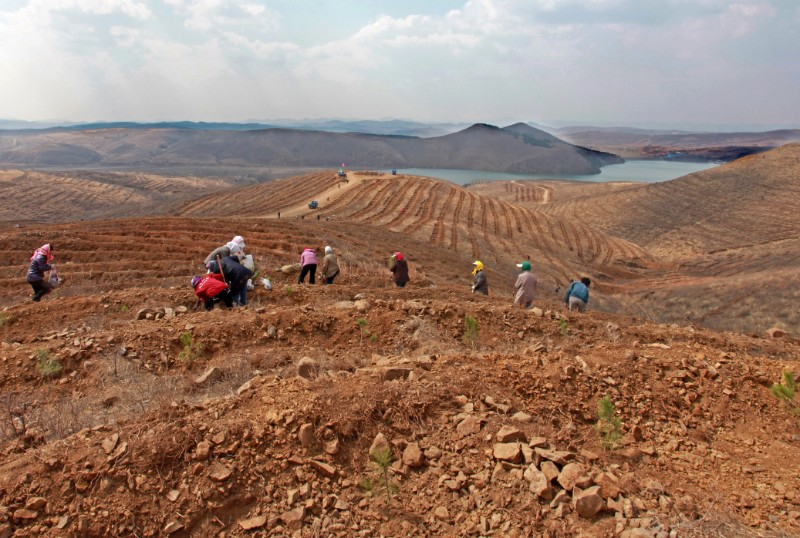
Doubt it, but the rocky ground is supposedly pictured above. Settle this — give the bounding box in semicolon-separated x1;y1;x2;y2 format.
0;279;798;537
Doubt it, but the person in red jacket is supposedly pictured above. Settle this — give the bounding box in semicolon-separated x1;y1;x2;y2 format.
192;274;233;310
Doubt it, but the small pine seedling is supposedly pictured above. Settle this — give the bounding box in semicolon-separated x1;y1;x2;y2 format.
463;314;479;348
770;370;799;415
595;395;623;450
356;317;369;345
178;332;203;363
370;447;398;498
558;316;569;336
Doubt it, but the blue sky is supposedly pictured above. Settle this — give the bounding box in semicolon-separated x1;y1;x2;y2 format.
1;0;798;128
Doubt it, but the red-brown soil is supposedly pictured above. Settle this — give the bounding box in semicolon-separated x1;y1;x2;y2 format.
0;147;799;537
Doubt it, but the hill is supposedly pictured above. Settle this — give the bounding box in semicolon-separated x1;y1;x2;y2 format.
468;144;800;332
0;215;798;536
558;128;800;161
0;123;621;175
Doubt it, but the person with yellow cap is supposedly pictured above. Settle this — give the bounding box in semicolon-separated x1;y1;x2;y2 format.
471;260;489;295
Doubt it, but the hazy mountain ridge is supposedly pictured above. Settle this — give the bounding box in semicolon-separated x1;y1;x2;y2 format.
0;123;622;175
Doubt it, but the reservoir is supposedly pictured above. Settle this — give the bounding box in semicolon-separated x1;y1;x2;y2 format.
384;160;718;185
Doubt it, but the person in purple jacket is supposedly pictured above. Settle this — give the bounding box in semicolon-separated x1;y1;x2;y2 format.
298;247;318;284
27;243;54;302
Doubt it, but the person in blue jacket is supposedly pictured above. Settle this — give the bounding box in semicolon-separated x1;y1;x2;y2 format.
565;277;591;312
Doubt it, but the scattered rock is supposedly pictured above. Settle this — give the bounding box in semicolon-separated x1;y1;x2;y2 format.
434;506;450;521
766;326;787;339
456;416;483;437
496;425;526;443
298;423;314;448
195;440;211;460
493;443;522;463
309;460;336;478
101;433;119;455
208;463;232;482
24;497;47;511
13;509;38;520
163;521;184;534
194;366;222;386
383;368;412;381
369;433;392;459
574;486;604;518
402;443;425;468
239;515;267;530
280;506;305;529
557;462;585;491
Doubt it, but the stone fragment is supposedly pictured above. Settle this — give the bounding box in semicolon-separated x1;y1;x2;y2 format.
496;425;526;443
511;412;532;423
574;486;604;518
297;357;319;379
280;506;305;529
167;490;180;502
528;436;548;448
535;448;576;465
493;443;522;463
766;326;787;339
540;461;559;482
434;506;450;521
557;462;585;491
208;463;232;482
334;499;350;511
298;423;314;447
354;299;371;313
25;497;47;511
550;490;569;508
456;416;483;437
369;433;392;459
195;440;211;460
594;472;622;499
239;515;267;530
402;442;425;468
525;466;554;500
309;460;336;478
101;433;119;455
194;367;222;386
13;509;38;520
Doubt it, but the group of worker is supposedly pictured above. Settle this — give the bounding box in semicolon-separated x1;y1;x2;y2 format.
24;242;590;312
471;259;590;311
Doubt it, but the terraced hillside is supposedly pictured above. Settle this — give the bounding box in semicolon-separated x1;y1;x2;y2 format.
0;215;799;537
0;169;235;223
469;144;800;333
176;170;650;296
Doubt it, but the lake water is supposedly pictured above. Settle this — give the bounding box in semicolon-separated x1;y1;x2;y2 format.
382;160;719;185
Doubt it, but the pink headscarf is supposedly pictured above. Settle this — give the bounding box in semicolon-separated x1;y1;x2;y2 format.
31;244;53;262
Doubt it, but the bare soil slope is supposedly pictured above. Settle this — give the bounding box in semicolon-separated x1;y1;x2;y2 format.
469;144;800;333
0;217;798;537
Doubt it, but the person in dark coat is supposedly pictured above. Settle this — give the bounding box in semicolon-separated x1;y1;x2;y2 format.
389;252;409;288
471;260;488;295
27;244;54;302
220;255;254;306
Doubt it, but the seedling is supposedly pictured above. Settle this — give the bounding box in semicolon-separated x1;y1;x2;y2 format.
0;313;8;328
356;318;369;345
285;285;295;296
770;370;799;415
558;317;569;336
370;447;398;499
463;315;479;348
178;332;203;363
36;349;62;379
595;395;623;450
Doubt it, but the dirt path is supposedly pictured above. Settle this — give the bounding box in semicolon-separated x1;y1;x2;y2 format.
276;171;370;218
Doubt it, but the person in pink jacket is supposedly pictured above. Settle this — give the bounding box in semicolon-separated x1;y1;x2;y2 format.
298;248;318;284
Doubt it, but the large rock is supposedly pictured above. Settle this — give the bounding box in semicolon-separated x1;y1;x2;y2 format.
280;506;305;529
525;466;554;500
297;357;319;379
574;486;604;518
298;423;314;448
456;416;483;437
594;472;622;499
540;460;560;483
557;462;585;491
369;433;392;460
402;442;425;468
493;443;522;463
496;425;526;443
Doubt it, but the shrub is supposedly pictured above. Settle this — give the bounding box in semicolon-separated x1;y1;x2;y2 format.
36;349;62;379
595;395;623;450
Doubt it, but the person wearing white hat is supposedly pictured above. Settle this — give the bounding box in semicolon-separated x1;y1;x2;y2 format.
321;246;340;285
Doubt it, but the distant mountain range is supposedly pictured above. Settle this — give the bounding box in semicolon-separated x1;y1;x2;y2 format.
0;119;468;138
0;122;621;175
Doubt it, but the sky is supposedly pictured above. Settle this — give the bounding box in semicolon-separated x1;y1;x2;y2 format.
1;0;798;129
